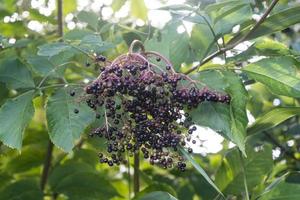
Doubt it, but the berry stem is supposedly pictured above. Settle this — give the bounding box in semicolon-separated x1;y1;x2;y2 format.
40;140;54;190
133;150;140;196
144;51;175;73
129;40;145;54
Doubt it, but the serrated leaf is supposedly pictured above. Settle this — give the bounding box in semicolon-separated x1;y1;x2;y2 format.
27;56;60;77
145;21;190;71
179;147;223;196
0;179;43;200
54;172;118;200
259;172;300;200
46;87;95;152
79;34;114;53
243;57;300;98
0;58;35;89
138;191;177;200
133;183;177;200
205;1;252;36
131;0;148;20
0;91;35;150
38;43;72;57
229;38;293;62
0;83;9;105
157;4;193;11
215;145;273;195
223;71;248;155
49;162;94;189
64;29;93;40
229;6;300;44
247;107;300;135
190;23;216;61
190;70;248;154
77;11;99;31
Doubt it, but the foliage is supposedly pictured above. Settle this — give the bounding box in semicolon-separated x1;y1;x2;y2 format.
0;0;300;199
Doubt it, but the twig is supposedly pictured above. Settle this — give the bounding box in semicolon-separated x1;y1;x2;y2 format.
133;150;140;196
129;40;145;54
40;140;54;190
184;0;279;75
57;0;63;38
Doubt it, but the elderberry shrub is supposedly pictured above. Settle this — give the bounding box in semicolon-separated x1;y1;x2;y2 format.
74;52;230;171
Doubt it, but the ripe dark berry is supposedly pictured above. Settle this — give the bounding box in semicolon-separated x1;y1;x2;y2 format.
166;65;171;70
74;108;79;114
156;57;161;62
96;55;106;62
70;91;75;96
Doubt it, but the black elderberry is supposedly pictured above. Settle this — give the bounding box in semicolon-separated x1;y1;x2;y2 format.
83;46;230;171
96;55;106;62
74;108;79;114
70;91;75;96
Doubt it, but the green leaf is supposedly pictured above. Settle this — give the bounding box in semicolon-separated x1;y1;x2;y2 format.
191;101;231;138
260;172;300;200
247;107;300;135
51;166;119;200
215;145;273;195
0;83;9;105
190;23;216;61
179;147;223;196
64;29;93;40
49;162;94;189
0;179;43;200
131;0;148;20
5;145;46;173
0;91;35;149
243;56;300;98
80;34;113;51
145;21;190;71
230;6;300;43
46;87;95;152
134;183;177;199
29;8;56;24
157;4;194;11
0;58;35;89
77;11;99;31
138;191;177;200
27;56;60;77
38;43;72;57
223;71;248;155
205;1;252;35
190;70;248;154
228;38;293;63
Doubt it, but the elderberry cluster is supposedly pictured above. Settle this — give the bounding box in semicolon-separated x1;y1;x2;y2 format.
73;51;230;171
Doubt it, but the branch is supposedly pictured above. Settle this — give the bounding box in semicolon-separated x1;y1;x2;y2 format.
184;0;279;75
57;0;63;38
40;0;64;192
40;140;54;190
